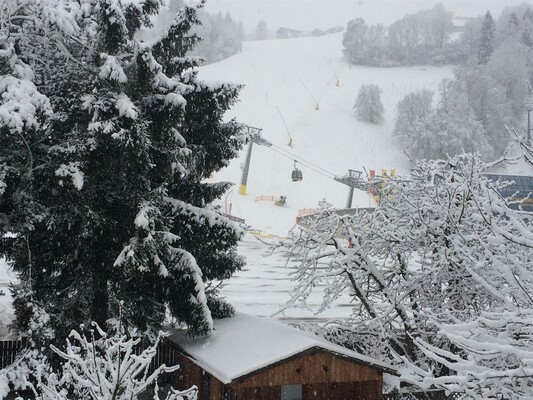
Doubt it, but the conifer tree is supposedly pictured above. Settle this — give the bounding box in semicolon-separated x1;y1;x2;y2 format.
478;11;495;64
522;28;533;47
0;0;245;342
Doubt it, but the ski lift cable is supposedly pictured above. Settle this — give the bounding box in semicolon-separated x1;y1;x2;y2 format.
265;145;336;180
268;145;335;177
269;143;337;178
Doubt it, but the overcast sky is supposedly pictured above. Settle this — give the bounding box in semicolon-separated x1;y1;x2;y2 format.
202;0;532;32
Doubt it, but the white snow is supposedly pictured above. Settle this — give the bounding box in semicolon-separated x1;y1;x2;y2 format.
99;54;128;83
168;312;396;384
219;235;354;322
0;76;52;133
0;29;456;336
0;258;16;339
116;93;138;119
55;162;84;190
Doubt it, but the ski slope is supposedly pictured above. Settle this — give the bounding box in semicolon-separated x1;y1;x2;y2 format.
200;33;454;235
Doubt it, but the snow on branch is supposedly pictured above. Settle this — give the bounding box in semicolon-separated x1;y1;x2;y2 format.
0;323;197;400
278;153;533;397
99;54;128;83
55;162;84;190
0;76;52;134
164;197;243;235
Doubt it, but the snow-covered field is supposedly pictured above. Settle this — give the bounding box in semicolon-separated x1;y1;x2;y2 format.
219;235;354;323
0;30;454;335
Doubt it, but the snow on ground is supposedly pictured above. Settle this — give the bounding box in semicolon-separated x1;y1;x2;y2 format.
219;235;354;322
201;32;453;235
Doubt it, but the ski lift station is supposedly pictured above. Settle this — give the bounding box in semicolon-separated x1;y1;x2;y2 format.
485;174;533;212
168;313;396;400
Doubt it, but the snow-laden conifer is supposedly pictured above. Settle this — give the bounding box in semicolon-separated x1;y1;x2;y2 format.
0;0;245;344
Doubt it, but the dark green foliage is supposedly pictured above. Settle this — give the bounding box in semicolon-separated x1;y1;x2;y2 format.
0;0;245;344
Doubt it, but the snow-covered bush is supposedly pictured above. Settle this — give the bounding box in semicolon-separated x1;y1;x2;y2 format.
0;323;196;400
393;89;434;148
394;80;493;160
279;152;533;398
354;84;384;124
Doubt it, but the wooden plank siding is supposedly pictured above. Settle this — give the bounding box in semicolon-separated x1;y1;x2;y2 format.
233;350;381;387
175;348;383;400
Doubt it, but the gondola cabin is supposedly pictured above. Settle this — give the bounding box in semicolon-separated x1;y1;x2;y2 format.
168;313;396;400
292;168;303;181
292;161;303;182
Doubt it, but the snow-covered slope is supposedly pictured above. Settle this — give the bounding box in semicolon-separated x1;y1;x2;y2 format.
200;33;453;235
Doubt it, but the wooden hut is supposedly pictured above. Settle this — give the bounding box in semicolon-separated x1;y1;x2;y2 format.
168;313;396;400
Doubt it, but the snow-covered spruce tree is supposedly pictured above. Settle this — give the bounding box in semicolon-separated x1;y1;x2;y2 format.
478;10;495;64
354;83;384;124
279;153;533;397
0;0;245;343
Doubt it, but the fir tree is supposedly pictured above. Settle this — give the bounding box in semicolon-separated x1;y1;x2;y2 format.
524;7;533;24
478;11;495;64
509;12;520;29
522;28;533;47
0;0;245;342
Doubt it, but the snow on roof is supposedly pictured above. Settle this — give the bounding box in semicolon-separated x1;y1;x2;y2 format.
168;313;397;384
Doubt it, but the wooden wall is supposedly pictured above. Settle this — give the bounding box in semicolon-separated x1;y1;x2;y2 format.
175;352;225;400
232;350;381;387
176;349;383;400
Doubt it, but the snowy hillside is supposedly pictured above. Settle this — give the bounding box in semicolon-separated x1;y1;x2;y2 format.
200;33;454;235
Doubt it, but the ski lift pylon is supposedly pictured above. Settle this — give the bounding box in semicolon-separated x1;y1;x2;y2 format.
292;160;303;182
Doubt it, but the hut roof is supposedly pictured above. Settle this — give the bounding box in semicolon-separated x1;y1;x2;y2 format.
168;313;397;384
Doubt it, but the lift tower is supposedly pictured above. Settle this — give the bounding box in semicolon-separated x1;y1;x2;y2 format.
334;170;371;208
239;126;271;195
